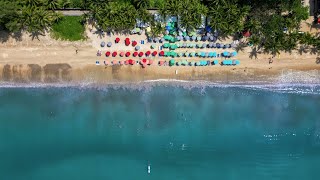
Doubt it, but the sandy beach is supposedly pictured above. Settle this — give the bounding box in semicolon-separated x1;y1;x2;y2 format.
1;25;320;85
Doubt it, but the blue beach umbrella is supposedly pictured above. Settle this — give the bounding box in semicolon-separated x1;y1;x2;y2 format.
100;41;105;47
192;36;196;41
202;36;209;41
223;51;229;57
212;43;217;48
216;43;221;48
213;52;217;57
231;51;238;57
202;43;206;48
184;36;190;41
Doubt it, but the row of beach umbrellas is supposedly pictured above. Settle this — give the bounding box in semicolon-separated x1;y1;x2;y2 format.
162;51;237;58
163;43;236;49
105;51;160;57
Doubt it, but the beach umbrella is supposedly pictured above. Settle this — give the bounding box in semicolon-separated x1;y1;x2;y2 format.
105;51;110;57
112;60;118;65
169;59;175;66
159;51;165;56
147;37;153;43
196;52;201;56
160;38;165;43
159;61;165;66
100;41;105;47
176;36;181;41
148;60;154;65
135;46;140;51
196;44;201;48
164;51;169;57
128;59;135;65
164;35;171;40
216;43;221;48
125;52;131;57
190;44;195;48
141;58;148;64
202;36;209;41
176;43;181;48
212;43;217;48
190;61;195;66
223;51;229;57
202;43;206;48
170;44;177;50
191;52;196;57
184;52;189;57
163;43;170;48
208;42;213;48
201;52;206;57
151;44;155;49
115;38;120;43
132;41;137;47
231;51;237;57
145;51;151;56
231;43;237;48
120;60;124;65
104;60;109;65
139;52;144;57
223;44;227;49
154;38;159;43
208;52;213;57
107;42;112;47
213;52;217;57
170;51;177;57
192;35;196;41
112;51;117;57
133;52;138;57
178;52;183;57
125;38;130;46
213;31;218;37
226;44;231;48
165;30;169;35
120;52;125;57
182;43;186;48
196;61;201;66
184;36;190;41
152;51;157;56
196;36;201;41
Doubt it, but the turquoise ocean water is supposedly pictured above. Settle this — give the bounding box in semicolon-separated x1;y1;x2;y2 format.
0;84;320;180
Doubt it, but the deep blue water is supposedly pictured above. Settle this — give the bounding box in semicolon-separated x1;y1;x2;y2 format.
0;85;320;180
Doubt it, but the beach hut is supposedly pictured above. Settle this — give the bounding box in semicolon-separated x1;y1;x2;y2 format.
115;37;120;43
135;46;140;51
125;52;131;57
105;51;111;57
133;52;138;57
159;51;165;56
107;42;112;47
132;41;137;46
152;51;157;56
112;51;117;57
100;41;105;47
145;51;151;56
120;52;125;57
138;52;144;57
169;59;175;66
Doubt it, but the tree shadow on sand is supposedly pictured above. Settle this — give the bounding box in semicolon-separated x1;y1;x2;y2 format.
249;46;262;59
316;57;320;64
0;30;23;43
29;31;45;41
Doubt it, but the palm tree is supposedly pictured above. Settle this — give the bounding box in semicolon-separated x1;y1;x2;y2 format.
46;0;60;10
133;0;150;9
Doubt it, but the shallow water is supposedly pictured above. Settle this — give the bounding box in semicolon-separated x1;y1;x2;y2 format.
0;85;320;180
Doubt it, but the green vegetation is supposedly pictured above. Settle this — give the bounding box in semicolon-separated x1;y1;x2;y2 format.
51;16;85;41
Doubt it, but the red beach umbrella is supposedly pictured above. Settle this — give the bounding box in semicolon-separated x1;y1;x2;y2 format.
125;52;131;57
112;51;117;57
138;52;144;57
132;41;137;47
148;60;154;65
152;51;157;56
112;60;118;65
133;52;138;57
159;51;164;56
120;52;125;57
142;63;147;68
145;51;151;56
128;59;135;65
125;38;130;46
104;60;109;65
115;38;120;43
105;51;111;57
125;60;129;65
159;61;164;66
142;58;147;64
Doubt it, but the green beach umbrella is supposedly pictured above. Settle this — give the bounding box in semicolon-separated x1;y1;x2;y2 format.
196;44;201;48
179;52;183;57
184;52;189;57
169;59;175;66
163;43;170;48
177;43;180;48
170;44;178;50
164;35;172;41
150;44;155;49
177;61;182;66
190;52;195;57
164;51;170;57
191;61;195;66
196;52;201;56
